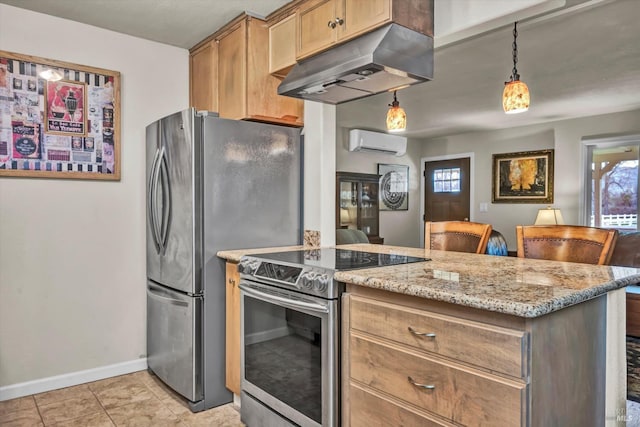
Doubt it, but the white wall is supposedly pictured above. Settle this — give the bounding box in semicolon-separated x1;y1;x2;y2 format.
336;127;423;248
0;4;188;387
304;101;336;246
420;109;640;249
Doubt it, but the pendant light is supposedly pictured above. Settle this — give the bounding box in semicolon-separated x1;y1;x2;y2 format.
503;22;530;114
386;90;406;132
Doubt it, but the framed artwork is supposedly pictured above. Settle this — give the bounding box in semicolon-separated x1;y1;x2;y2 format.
0;50;120;180
492;149;554;203
378;163;409;211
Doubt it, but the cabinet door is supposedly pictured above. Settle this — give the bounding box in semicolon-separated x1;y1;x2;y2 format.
340;0;391;40
359;180;379;238
338;180;358;229
225;262;241;395
190;41;218;112
297;0;338;59
269;14;297;78
218;20;247;120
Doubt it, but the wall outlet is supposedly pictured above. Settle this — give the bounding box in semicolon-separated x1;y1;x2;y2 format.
479;202;488;213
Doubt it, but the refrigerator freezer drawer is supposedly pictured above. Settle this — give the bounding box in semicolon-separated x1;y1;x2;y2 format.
147;281;202;402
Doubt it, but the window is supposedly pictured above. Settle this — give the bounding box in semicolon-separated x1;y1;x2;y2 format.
433;167;461;193
583;139;639;231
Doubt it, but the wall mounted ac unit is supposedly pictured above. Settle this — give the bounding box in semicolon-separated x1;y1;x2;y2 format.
348;129;407;156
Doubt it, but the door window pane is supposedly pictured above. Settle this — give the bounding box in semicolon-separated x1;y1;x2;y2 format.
433;167;461;193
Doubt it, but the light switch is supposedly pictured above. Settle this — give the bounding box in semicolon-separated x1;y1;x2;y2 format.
479;202;488;213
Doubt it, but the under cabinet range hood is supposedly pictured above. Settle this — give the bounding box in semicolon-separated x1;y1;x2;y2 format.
278;24;433;105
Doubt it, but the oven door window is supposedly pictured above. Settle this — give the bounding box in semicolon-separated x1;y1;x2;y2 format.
244;294;323;424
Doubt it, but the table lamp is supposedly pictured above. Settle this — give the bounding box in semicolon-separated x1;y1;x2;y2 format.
534;207;565;225
340;208;351;226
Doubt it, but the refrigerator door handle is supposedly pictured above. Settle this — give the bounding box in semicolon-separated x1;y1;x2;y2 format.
148;148;162;253
148;283;189;307
158;148;172;252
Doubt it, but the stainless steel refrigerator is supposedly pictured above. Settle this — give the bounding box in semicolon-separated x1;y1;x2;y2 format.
145;109;302;411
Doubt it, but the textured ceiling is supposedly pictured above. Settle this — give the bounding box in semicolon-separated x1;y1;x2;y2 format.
1;0;638;139
0;0;291;48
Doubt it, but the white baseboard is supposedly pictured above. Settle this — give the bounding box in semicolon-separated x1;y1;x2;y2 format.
0;358;148;401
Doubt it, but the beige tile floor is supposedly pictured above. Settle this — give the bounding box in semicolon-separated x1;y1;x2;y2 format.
0;371;244;427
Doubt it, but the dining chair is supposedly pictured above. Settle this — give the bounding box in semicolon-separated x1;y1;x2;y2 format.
425;221;493;254
515;225;618;265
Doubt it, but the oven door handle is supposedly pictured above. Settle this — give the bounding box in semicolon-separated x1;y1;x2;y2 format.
239;283;330;314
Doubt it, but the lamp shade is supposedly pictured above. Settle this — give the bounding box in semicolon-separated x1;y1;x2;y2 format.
534;207;564;225
386;105;406;132
340;208;351;224
503;80;530;114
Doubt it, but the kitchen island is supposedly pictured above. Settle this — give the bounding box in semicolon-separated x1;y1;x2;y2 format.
218;243;640;426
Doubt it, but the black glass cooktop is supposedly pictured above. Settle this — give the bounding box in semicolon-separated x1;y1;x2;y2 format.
247;248;429;271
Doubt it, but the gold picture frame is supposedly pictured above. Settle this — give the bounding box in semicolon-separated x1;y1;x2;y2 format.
492;149;554;203
0;50;120;180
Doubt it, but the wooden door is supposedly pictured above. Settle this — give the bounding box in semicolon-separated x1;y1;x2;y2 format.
297;0;338;59
225;262;241;395
341;0;391;40
189;41;218;112
424;158;470;222
218;20;247;120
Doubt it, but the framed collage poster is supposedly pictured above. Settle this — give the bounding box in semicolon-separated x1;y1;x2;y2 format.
492;149;554;203
378;163;409;211
0;50;120;180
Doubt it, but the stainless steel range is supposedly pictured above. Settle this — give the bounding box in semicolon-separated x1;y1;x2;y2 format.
238;248;429;427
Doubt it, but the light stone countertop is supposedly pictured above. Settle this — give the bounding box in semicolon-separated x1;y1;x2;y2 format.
217;245;305;263
217;243;640;318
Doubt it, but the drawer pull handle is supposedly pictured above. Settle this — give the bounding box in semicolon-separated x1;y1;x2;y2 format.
408;376;435;390
408;326;436;338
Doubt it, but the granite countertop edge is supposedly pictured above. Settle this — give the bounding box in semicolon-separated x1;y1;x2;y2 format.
217;243;640;318
334;269;640;318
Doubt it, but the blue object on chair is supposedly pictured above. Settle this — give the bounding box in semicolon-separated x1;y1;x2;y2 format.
485;230;508;256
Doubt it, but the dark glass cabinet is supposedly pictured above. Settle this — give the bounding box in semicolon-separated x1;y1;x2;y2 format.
336;172;384;244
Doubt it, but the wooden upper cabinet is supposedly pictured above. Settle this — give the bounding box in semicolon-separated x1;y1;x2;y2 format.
296;0;432;60
297;0;339;59
189;40;218;112
218;20;247;120
341;0;391;39
269;14;297;78
190;13;303;126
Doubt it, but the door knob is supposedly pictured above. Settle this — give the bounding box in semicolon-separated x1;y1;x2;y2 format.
327;20;337;28
335;17;344;26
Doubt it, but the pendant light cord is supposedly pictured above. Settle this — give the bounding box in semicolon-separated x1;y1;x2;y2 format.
389;90;399;108
511;22;520;81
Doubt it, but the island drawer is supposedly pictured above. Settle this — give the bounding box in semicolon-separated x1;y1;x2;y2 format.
349;333;527;426
348;382;454;427
349;295;528;378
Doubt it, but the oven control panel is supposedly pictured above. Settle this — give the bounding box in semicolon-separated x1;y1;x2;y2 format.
240;256;338;298
299;271;331;293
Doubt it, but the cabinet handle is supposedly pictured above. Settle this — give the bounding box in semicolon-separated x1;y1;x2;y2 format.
408;376;435;390
408;326;436;338
335;17;344;26
327;20;337;29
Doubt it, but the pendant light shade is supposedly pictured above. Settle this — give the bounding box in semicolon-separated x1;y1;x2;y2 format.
503;80;530;114
503;22;530;114
386;91;406;132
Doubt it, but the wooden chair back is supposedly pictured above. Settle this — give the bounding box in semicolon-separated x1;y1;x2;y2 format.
425;221;492;254
516;225;618;265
